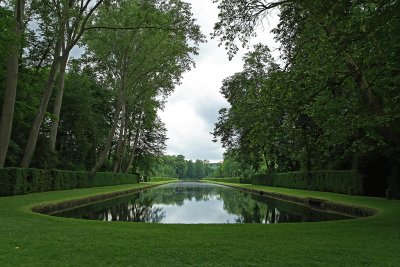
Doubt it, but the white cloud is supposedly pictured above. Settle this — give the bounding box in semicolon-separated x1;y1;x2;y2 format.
159;0;280;162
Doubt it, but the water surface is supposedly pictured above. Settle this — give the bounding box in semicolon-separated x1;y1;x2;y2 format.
52;182;352;224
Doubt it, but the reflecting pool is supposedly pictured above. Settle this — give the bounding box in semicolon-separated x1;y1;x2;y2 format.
51;182;353;224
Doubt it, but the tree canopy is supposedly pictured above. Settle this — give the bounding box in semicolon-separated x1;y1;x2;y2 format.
0;0;204;176
212;0;400;195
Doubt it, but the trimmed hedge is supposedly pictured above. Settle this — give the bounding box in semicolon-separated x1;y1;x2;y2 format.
0;168;140;197
251;170;364;195
149;177;179;182
204;177;251;184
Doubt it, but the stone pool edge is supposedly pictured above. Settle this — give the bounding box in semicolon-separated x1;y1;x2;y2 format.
203;181;377;218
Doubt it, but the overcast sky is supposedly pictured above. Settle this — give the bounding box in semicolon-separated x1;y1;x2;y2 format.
159;1;279;162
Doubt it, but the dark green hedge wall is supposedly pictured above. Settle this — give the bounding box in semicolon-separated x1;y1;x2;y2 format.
251;170;364;195
204;177;251;184
0;168;140;196
149;177;178;182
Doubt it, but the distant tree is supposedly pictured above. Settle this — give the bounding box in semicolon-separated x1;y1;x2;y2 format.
151;156;216;179
174;155;187;179
194;160;205;178
187;160;194;178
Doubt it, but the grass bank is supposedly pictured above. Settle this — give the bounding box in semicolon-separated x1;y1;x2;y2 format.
1;181;400;266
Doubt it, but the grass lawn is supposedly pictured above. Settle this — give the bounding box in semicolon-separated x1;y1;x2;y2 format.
1;181;399;266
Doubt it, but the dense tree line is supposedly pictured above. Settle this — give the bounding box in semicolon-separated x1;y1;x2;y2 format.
212;153;255;178
152;154;255;179
151;155;215;179
0;0;204;175
212;1;400;195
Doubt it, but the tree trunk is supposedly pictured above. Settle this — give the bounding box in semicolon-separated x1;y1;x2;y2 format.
0;0;25;167
19;38;63;168
122;114;133;170
124;111;144;173
49;54;69;153
90;88;124;177
346;54;400;147
345;54;384;115
112;102;126;172
119;110;130;171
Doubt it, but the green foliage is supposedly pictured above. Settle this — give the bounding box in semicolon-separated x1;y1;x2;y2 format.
212;1;400;197
214;153;255;178
152;154;255;180
27;169;53;193
251;170;364;195
204;177;251;184
0;0;203;176
0;168;139;196
93;172;139;187
54;60;113;170
0;6;16;62
53;170;78;190
151;155;214;179
149;177;178;182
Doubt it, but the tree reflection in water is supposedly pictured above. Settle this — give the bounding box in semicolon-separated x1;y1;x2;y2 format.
53;182;352;224
57;193;166;223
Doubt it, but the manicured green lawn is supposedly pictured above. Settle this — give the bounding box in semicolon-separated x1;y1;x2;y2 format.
1;181;399;266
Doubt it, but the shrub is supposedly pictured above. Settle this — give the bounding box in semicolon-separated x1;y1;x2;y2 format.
0;168;16;196
0;168;140;197
149;177;178;182
28;169;52;193
204;177;251;184
251;170;364;195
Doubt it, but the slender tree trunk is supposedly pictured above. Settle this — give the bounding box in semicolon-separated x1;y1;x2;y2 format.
119;110;130;171
90;87;124;177
112;131;124;172
49;54;69;153
19;38;63;168
0;0;25;167
122;114;133;171
124;111;144;173
112;102;126;172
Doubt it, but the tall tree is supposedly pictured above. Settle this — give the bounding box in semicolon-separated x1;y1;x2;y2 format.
0;0;25;167
20;0;104;167
84;0;204;175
